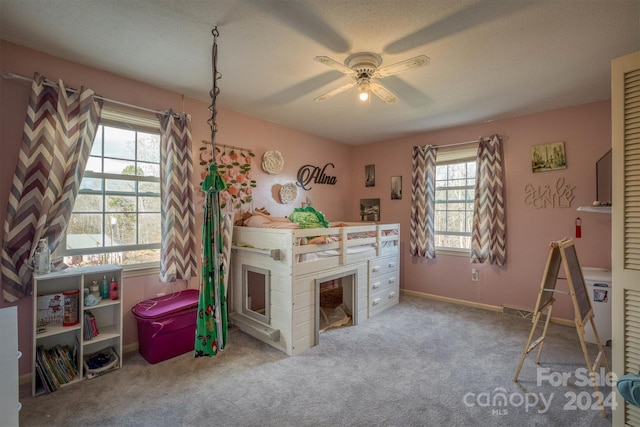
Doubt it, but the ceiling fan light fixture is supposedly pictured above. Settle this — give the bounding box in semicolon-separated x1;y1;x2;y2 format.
313;51;429;104
357;77;370;102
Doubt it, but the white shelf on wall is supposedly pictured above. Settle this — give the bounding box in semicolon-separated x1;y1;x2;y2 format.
576;206;612;214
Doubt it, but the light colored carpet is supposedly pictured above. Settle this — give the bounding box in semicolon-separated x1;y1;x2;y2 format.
19;293;613;426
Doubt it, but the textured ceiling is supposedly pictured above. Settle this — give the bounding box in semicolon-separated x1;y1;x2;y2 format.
1;0;639;145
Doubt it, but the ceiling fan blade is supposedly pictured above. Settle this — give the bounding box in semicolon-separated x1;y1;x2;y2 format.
370;82;398;104
314;82;356;102
375;55;430;78
314;56;356;76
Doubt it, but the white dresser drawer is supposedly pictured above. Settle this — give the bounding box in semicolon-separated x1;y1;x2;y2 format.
369;255;398;278
369;271;398;297
367;253;400;318
369;289;399;315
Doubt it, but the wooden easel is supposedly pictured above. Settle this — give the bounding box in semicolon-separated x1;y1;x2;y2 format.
513;238;610;417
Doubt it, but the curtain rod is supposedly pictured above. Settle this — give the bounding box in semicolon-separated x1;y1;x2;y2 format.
201;140;251;152
2;69;183;119
432;135;507;149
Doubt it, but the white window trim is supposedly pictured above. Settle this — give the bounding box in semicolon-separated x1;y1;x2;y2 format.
122;262;160;278
436;248;471;257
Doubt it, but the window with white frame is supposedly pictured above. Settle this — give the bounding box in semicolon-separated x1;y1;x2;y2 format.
434;146;477;252
60;108;161;268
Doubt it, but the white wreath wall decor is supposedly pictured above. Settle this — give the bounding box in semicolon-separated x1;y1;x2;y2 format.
262;150;284;174
279;182;298;204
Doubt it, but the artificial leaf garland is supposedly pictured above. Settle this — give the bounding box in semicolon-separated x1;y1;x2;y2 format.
199;140;256;210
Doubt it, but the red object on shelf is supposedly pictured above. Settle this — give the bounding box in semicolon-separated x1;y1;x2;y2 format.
63;290;80;326
575;217;582;239
109;278;119;300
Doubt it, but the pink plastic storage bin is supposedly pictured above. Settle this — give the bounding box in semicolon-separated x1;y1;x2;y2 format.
132;290;199;364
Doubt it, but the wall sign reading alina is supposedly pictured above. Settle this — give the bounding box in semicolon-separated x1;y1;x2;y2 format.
297;163;337;190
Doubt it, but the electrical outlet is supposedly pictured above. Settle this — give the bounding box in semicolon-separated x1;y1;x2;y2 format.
471;269;479;282
156;292;165;297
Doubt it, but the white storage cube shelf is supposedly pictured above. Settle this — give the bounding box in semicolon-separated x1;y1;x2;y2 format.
32;265;123;396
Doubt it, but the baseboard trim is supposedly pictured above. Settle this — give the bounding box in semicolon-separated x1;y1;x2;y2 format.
401;289;502;312
123;342;139;353
400;289;574;327
20;372;30;386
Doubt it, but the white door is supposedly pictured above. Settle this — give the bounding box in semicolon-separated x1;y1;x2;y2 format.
612;50;640;426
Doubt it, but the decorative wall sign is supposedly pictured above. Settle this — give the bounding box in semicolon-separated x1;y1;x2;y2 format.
531;141;566;173
296;163;337;190
365;164;375;187
391;176;402;200
360;198;380;221
524;177;576;209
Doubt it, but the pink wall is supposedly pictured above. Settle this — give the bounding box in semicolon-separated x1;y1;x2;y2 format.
1;41;612;378
352;102;612;320
0;41;353;376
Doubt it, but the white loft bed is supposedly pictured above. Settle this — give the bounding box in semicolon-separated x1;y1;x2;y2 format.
229;222;400;355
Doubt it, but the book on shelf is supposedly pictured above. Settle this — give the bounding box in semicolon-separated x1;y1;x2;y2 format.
36;347;59;392
35;353;56;393
83;311;99;341
35;344;79;394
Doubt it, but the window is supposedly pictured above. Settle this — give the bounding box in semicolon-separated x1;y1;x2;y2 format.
434;147;477;252
60;110;161;269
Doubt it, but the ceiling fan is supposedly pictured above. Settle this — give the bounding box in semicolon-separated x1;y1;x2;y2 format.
313;52;430;104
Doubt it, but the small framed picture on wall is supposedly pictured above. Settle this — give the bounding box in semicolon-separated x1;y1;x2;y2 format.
531;141;567;173
360;198;380;221
391;176;402;200
365;164;375;187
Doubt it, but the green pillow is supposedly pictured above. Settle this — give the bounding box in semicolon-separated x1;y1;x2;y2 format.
288;207;329;229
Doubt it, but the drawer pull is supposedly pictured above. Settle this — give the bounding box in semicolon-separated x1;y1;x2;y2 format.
388;292;396;298
372;283;380;289
388;262;396;268
372;298;381;305
388;277;395;284
372;266;381;272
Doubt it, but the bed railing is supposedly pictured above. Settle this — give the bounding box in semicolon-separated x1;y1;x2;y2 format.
231;223;399;273
291;223;399;270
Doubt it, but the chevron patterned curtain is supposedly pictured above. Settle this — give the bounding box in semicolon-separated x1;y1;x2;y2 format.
470;135;506;265
1;73;103;302
410;145;437;258
158;111;197;282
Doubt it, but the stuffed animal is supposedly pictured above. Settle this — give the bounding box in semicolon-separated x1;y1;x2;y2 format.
234;211;252;226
